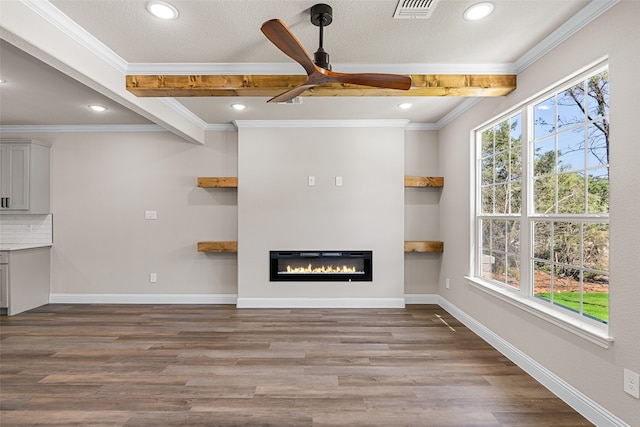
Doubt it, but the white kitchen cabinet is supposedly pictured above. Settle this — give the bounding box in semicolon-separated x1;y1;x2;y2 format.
0;252;8;310
0;248;50;316
0;140;50;213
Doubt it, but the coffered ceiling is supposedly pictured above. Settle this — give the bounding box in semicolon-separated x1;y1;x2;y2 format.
0;0;617;144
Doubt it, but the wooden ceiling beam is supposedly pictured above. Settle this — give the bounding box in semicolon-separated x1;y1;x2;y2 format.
126;74;516;97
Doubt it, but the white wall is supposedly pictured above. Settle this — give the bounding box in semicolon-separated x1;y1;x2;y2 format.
0;124;440;302
404;130;441;295
236;124;405;306
438;2;639;424
43;130;238;299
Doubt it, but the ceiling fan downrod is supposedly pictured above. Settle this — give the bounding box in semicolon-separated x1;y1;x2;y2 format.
310;3;333;70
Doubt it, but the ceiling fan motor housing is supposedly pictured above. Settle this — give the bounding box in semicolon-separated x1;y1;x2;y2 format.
314;49;331;70
311;3;333;70
310;3;333;26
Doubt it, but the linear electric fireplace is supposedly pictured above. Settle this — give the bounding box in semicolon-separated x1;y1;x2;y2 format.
270;251;373;282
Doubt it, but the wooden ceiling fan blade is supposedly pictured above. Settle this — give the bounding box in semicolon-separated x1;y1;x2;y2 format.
267;84;314;103
261;19;316;75
261;15;411;101
330;72;412;91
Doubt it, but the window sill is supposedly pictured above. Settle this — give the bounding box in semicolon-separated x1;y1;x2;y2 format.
465;276;613;349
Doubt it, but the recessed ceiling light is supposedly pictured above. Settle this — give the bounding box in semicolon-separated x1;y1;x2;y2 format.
231;103;247;111
88;105;108;112
147;1;179;20
463;2;494;21
398;103;413;110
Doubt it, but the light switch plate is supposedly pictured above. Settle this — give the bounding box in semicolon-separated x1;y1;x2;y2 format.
144;210;157;220
335;176;343;186
308;176;316;186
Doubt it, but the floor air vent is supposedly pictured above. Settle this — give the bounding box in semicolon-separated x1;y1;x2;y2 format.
393;0;440;19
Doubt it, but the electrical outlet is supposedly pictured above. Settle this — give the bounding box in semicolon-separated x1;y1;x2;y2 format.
149;273;157;283
446;278;450;289
624;369;640;398
144;210;157;220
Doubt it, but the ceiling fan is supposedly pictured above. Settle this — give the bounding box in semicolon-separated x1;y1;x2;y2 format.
260;3;412;103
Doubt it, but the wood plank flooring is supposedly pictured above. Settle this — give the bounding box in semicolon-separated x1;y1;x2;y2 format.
0;304;592;426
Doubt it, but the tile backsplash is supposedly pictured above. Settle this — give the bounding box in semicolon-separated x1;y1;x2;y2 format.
0;214;53;244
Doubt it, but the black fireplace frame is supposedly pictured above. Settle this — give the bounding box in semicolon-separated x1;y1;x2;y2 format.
270;250;373;282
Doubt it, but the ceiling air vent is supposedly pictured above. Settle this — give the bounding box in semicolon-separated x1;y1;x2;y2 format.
393;0;440;19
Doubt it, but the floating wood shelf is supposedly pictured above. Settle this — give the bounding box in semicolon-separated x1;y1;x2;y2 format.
198;176;443;254
404;176;444;188
404;241;444;253
197;241;443;253
197;241;238;253
198;177;238;188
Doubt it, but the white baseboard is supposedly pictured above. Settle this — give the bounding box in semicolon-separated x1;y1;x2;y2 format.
49;293;237;305
437;296;629;427
49;294;431;307
50;294;405;308
404;293;439;304
236;297;405;308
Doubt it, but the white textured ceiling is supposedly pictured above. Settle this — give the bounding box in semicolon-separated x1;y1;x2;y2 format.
0;0;610;138
49;0;587;64
0;40;153;126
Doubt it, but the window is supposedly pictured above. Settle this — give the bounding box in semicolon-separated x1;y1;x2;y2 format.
474;65;609;329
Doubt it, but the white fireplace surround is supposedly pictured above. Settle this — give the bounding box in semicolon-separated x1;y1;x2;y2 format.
236;122;406;308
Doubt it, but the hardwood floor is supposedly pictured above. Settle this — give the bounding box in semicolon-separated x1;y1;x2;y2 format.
0;304;592;426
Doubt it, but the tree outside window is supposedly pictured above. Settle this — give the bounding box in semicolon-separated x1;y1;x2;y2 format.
477;67;609;324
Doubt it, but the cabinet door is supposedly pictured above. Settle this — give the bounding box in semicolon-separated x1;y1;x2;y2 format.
0;264;7;309
0;145;30;210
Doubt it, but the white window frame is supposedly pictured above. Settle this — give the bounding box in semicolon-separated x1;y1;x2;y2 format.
466;60;613;348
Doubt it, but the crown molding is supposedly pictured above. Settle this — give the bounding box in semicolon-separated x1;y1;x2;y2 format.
21;0;128;73
0;122;444;133
514;0;620;73
0;124;166;133
404;99;483;131
436;98;484;129
158;98;208;130
233;119;410;129
405;123;440;131
127;62;516;76
205;124;237;131
0;123;434;133
127;63;304;75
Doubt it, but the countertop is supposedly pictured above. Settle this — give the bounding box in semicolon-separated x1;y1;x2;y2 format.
0;243;52;251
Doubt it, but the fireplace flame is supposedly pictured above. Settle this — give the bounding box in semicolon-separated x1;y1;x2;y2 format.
286;263;357;274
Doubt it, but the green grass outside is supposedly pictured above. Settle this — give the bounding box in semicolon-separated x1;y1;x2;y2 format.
535;292;608;323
